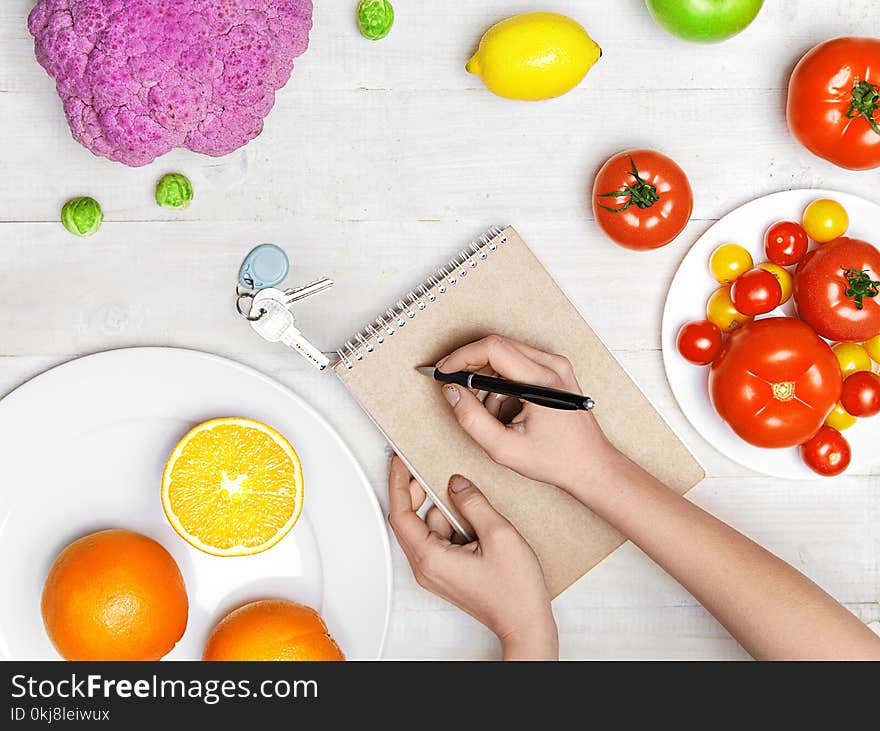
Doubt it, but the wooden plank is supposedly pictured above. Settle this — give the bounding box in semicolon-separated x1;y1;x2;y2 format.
2;0;878;659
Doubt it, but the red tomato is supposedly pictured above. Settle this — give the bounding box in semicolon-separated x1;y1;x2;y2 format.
787;37;880;170
764;221;808;266
676;320;723;366
794;237;880;341
800;426;851;477
592;150;693;250
840;370;880;417
709;318;842;448
730;268;782;316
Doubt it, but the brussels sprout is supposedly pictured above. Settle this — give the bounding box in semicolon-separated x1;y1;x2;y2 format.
357;0;394;41
61;197;103;237
155;173;194;210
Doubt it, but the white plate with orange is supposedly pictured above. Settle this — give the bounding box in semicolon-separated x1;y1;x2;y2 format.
0;348;391;660
662;189;880;479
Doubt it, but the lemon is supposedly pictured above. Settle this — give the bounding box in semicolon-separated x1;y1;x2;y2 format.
466;12;601;101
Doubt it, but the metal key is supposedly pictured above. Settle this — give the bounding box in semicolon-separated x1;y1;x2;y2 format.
282;277;334;306
250;295;330;370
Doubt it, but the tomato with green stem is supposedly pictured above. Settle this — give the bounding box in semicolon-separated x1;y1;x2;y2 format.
794;237;880;341
592;150;693;251
787;38;880;170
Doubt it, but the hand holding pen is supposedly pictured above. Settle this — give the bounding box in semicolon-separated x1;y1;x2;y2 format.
426;334;611;492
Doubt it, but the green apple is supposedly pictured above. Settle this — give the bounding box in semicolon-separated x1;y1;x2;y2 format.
645;0;764;43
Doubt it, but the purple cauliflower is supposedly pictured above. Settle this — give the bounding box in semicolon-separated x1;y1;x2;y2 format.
28;0;312;167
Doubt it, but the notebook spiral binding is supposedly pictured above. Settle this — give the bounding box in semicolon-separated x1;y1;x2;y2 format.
336;226;508;369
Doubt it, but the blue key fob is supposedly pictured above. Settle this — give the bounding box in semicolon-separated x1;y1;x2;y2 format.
239;244;289;289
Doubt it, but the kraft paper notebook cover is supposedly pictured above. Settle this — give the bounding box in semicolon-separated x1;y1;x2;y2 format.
334;226;704;597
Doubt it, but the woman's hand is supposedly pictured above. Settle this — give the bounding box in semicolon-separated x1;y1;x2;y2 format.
437;334;617;494
387;456;558;660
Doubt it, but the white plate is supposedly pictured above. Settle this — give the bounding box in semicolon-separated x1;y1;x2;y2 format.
0;348;391;659
662;189;879;479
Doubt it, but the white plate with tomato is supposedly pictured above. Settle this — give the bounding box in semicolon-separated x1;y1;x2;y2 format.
662;189;880;479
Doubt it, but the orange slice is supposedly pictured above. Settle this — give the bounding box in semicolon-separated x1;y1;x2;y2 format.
161;418;303;556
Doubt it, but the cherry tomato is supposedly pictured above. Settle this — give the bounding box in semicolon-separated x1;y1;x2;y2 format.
710;318;842;448
864;334;880;364
592;150;693;250
764;220;809;266
802;199;848;243
709;243;753;284
832;342;872;377
794;237;880;341
825;402;857;431
706;285;753;333
800;426;851;477
757;262;793;304
840;370;880;417
787;38;880;171
676;320;723;366
730;268;782;316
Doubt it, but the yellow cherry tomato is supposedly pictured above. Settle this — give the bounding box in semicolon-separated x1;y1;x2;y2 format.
802;199;848;243
863;334;880;365
706;285;753;333
709;243;753;284
756;261;793;304
832;342;872;376
825;402;857;431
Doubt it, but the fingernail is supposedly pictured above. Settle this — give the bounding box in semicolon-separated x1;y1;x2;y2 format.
443;384;460;406
449;475;471;493
435;356;448;370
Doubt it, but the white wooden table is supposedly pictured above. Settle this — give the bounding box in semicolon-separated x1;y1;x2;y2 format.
1;0;878;659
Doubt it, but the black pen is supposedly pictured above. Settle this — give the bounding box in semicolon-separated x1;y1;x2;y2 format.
416;367;595;411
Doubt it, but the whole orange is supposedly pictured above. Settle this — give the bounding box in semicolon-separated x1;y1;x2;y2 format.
203;600;344;661
41;529;188;660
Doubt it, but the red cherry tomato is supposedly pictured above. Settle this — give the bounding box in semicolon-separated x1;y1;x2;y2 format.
592;149;693;251
840;370;880;417
676;320;723;366
764;221;809;266
730;268;783;316
800;426;851;476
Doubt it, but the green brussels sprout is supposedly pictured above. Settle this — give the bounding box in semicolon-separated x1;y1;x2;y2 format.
61;197;103;237
155;173;194;210
357;0;394;41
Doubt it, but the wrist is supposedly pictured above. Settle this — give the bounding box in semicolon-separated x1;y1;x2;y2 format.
498;607;558;661
557;440;624;506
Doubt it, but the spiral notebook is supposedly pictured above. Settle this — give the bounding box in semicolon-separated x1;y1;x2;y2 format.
334;226;704;597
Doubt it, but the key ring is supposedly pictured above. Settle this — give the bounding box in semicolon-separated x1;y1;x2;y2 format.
236;285;265;322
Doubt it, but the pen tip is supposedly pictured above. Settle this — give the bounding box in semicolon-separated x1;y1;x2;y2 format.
415;366;436;376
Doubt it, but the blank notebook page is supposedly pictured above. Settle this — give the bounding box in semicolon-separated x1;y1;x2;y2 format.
334;226;704;597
